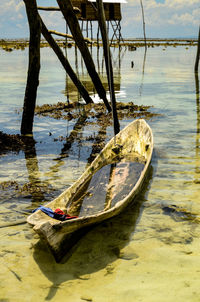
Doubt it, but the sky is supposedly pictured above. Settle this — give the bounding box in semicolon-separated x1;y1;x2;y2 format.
0;0;199;39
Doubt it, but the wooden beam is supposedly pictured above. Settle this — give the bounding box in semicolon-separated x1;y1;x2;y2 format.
96;0;120;135
56;0;111;112
39;15;93;105
49;30;93;44
21;0;41;135
37;6;80;14
37;6;60;11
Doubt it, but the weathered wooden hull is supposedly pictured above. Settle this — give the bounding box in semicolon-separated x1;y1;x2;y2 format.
27;119;153;260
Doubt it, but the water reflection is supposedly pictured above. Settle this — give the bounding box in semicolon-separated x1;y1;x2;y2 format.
139;47;147;96
23;136;45;203
64;46;123;102
47;109;109;180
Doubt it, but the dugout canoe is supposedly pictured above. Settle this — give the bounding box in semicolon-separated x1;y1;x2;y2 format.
27;119;153;260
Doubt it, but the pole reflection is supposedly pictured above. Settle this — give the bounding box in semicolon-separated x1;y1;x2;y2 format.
195;72;200;180
23;136;45;204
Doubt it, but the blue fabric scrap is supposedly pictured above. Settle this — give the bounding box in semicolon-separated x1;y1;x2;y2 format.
33;206;55;218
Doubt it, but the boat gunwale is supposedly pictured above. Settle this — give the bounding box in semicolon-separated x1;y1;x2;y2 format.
27;118;153;231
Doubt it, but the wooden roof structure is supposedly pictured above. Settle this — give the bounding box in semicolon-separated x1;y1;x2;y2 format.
71;0;126;21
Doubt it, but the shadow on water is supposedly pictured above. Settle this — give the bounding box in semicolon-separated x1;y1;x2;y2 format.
64;45;124;102
32;166;153;301
23;136;60;211
47;112;88;178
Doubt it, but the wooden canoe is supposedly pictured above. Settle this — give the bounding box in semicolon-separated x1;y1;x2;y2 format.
27;119;153;260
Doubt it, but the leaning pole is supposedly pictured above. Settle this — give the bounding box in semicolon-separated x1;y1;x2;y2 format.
195;26;200;73
96;0;120;135
21;0;41;135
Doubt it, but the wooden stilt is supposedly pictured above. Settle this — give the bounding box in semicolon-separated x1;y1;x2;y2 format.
195;26;200;73
39;16;93;105
102;53;104;74
65;23;68;49
97;23;100;47
21;0;41;135
86;21;89;38
118;21;121;45
75;45;79;76
65;23;69;102
107;21;109;40
56;0;111;112
140;0;147;50
97;45;100;73
90;21;93;41
96;0;120;135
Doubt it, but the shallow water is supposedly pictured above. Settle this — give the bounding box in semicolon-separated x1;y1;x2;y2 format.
0;44;200;301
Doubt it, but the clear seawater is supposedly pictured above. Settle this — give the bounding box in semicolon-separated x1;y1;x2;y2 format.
0;44;200;302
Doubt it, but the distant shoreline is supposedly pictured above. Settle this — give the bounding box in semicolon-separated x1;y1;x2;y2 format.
0;37;197;51
0;37;197;41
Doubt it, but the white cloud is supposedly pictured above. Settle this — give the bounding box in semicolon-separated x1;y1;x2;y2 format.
168;12;199;26
0;0;25;22
0;0;22;15
122;0;199;37
39;10;65;31
0;0;199;38
192;7;200;21
165;0;199;9
16;1;24;12
141;0;199;26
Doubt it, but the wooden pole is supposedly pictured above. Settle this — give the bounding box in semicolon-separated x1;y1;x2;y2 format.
195;72;199;131
48;30;93;44
97;23;100;47
39;16;93;104
195;26;200;73
21;0;41;135
86;21;89;38
56;0;111;112
90;21;93;41
96;0;120;135
140;0;147;49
